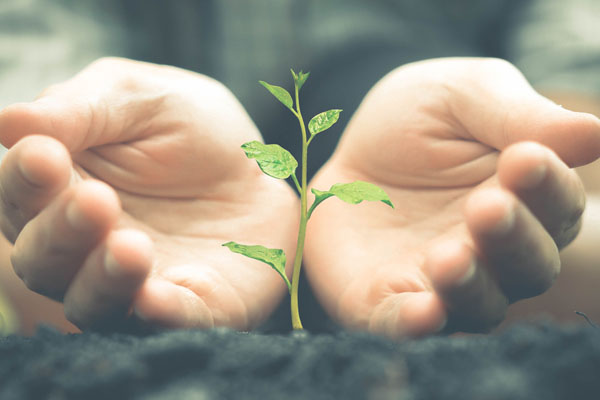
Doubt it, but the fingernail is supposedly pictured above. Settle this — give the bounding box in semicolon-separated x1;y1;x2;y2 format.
104;251;122;278
456;260;476;286
66;200;91;230
518;164;546;189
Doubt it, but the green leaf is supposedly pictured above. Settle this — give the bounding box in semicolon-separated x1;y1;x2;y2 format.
308;188;334;219
241;141;298;179
308;181;394;218
298;71;310;89
222;242;291;293
259;80;294;112
291;69;310;90
329;181;394;207
308;109;342;136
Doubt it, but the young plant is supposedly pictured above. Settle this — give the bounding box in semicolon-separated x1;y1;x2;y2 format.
223;70;394;330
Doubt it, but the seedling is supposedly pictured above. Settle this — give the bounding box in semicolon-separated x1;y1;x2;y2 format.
223;70;394;330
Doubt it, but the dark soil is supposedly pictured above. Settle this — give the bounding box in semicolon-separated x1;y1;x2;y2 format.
1;321;599;400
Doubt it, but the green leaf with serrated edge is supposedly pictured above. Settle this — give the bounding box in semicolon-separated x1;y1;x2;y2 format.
241;141;298;179
222;242;291;293
259;80;293;112
308;181;394;219
308;109;342;136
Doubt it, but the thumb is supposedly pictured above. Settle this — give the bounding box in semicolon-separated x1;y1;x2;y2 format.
452;58;600;167
0;58;159;152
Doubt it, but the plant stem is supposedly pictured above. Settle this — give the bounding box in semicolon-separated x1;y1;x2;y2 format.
290;82;308;330
291;173;302;195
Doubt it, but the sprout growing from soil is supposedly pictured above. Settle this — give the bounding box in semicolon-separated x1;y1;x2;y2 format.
223;70;394;330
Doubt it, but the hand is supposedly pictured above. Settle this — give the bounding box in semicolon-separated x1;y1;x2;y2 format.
0;58;298;331
304;58;600;338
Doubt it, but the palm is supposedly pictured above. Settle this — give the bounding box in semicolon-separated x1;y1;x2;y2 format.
0;59;298;331
73;92;298;330
305;59;596;338
306;84;493;334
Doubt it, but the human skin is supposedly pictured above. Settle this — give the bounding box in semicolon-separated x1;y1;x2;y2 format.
0;58;299;332
1;57;599;338
304;58;600;338
498;92;600;329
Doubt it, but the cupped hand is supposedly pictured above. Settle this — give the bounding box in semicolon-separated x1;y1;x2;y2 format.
0;58;299;331
304;58;600;338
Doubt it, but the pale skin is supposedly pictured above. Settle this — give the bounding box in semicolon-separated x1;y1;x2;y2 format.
305;58;600;338
0;58;299;332
0;57;599;337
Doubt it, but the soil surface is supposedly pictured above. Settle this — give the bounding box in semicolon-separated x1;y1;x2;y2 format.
1;321;599;400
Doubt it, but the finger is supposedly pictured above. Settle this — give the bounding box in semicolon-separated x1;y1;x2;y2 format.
0;58;157;152
464;187;560;302
498;141;585;249
132;262;253;330
0;95;102;152
131;278;214;330
425;240;508;333
451;58;600;167
63;229;152;331
11;180;120;300
368;291;447;339
0;135;72;242
337;267;448;339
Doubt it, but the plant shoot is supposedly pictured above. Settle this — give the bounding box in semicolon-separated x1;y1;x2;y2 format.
223;70;394;330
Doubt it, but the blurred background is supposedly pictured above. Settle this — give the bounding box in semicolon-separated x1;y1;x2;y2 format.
0;0;599;335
